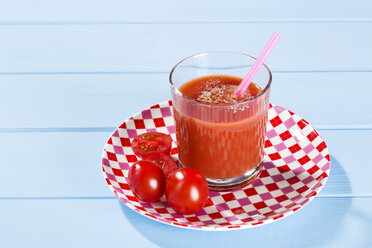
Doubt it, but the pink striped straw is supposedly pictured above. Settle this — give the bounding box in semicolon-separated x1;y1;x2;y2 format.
235;32;281;96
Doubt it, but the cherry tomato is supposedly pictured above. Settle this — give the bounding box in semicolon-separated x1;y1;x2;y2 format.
131;132;172;158
143;153;178;178
165;168;209;215
128;160;166;202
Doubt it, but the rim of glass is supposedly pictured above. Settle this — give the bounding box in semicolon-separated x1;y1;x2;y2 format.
169;51;272;106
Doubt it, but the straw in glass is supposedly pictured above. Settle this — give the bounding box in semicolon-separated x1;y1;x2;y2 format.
235;32;281;96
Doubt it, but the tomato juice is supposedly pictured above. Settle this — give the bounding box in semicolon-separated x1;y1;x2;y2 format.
169;51;271;190
173;75;268;179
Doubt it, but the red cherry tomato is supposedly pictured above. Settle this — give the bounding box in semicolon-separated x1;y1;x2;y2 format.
128;160;166;202
165;168;209;215
131;132;172;158
143;153;178;178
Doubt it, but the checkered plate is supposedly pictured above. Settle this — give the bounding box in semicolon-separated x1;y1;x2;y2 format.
101;101;330;230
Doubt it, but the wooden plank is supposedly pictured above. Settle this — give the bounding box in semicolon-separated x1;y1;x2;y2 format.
0;130;369;197
0;72;371;128
0;197;371;247
0;132;113;197
0;23;371;73
0;0;371;23
319;130;371;196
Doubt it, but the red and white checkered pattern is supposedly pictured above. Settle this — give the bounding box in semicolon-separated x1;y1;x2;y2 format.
101;101;330;230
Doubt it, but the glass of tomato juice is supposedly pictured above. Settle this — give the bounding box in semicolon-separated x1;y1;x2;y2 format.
169;51;271;191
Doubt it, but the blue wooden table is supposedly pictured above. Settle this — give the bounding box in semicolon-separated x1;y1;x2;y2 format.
1;1;371;247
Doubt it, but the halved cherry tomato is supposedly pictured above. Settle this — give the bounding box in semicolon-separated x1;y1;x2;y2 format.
128;160;166;202
131;132;172;158
165;168;209;215
143;153;178;178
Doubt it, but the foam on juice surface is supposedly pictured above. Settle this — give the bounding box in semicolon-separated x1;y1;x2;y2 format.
196;82;252;103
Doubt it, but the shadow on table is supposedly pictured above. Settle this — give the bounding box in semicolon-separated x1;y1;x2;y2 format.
119;156;352;248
